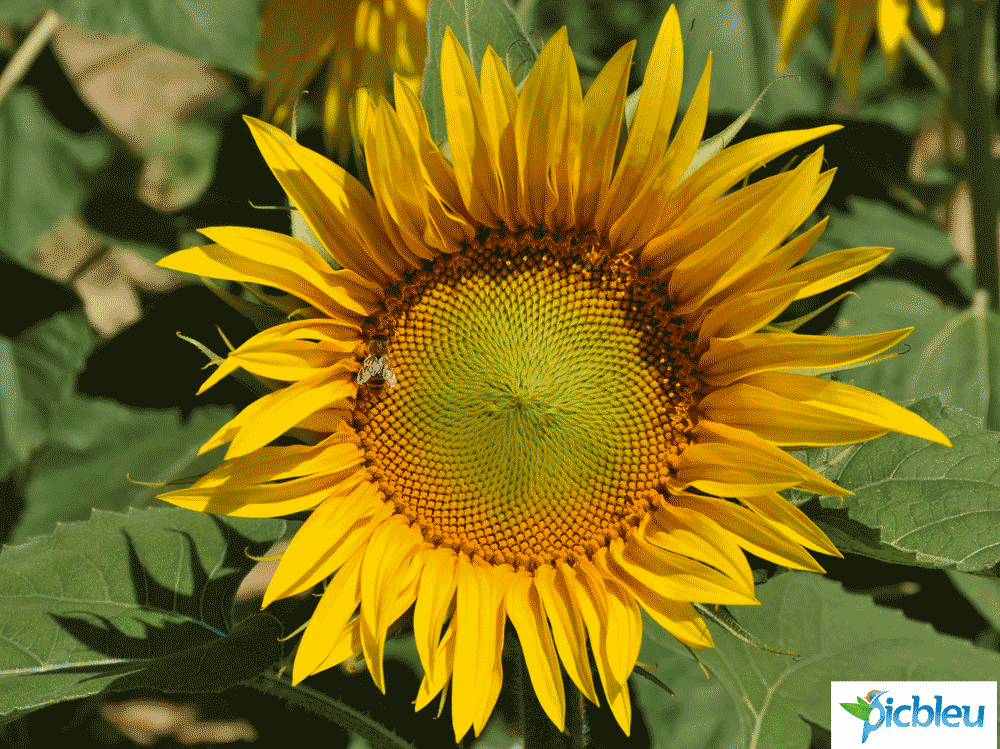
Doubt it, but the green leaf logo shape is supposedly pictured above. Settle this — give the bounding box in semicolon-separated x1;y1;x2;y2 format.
840;690;887;721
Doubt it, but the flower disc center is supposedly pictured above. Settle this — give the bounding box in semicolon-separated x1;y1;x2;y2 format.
356;228;702;569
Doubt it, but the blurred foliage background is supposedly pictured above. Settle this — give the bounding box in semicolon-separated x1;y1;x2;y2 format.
1;0;999;747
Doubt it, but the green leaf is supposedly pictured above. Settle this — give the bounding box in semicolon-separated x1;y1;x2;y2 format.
0;507;285;723
805;398;1000;574
814;198;974;295
0;312;94;476
837;281;996;425
9;401;234;543
421;0;538;147
632;641;742;749
0;0;263;77
638;573;1000;749
0;89;111;263
948;570;1000;632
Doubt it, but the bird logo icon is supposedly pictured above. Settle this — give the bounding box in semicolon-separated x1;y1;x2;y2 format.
840;689;888;721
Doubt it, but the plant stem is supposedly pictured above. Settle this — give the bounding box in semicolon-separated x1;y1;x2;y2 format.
0;11;60;109
954;0;999;310
901;33;951;97
565;681;589;749
517;652;568;748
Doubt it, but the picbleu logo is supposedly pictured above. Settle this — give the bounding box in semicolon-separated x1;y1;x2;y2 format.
831;682;996;749
841;688;986;743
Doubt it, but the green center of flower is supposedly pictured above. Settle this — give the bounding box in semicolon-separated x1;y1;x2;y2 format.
355;227;702;569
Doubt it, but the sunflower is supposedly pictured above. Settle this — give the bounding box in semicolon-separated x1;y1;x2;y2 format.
771;0;945;97
255;0;427;158
158;6;950;740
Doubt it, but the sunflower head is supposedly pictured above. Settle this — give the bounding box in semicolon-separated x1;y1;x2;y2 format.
160;5;949;741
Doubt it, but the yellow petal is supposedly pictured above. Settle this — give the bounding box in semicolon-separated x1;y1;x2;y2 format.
158;460;365;517
473;563;511;736
915;0;944;33
292;546;365;683
741;371;952;446
772;0;822;71
360;518;423;692
571;562;633;735
701;381;909;446
415;614;457;712
576;40;635;224
669;149;825;314
207;371;356;460
659;126;842;235
505;573;566;731
391;74;478;250
413;548;458;682
364;99;436;266
596;7;683;238
671;420;854;497
644;506;754;593
452;553;503;740
877;0;910;59
159;232;377;322
734;217;832;291
696;280;812;346
244;115;409;282
789;246;894;301
700;327;911;386
514;26;582;230
479;46;520;227
596;542;714;649
535;564;599;704
262;485;392;606
656;51;712;195
440;27;502;228
670;493;827;573
740;492;843;558
614;534;758;605
314;615;364;677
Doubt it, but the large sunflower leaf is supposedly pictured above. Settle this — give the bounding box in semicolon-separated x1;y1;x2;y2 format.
421;0;538;147
0;1;262;77
0;312;93;478
836;281;996;426
637;573;1000;749
0;89;111;264
9;400;234;544
948;570;1000;632
0;507;284;724
790;398;1000;574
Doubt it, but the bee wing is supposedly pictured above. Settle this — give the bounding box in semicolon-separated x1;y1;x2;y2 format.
382;357;397;388
357;355;379;384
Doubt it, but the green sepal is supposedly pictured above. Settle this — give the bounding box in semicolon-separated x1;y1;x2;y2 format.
174;331;271;400
693;603;802;660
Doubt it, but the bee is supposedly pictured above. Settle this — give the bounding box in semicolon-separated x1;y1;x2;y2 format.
356;333;397;390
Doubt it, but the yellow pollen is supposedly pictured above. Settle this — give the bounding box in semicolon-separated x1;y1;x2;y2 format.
354;226;703;570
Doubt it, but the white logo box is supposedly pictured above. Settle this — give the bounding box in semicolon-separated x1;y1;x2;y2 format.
831;681;997;749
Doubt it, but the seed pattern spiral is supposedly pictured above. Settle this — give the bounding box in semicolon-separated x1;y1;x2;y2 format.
354;226;703;570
